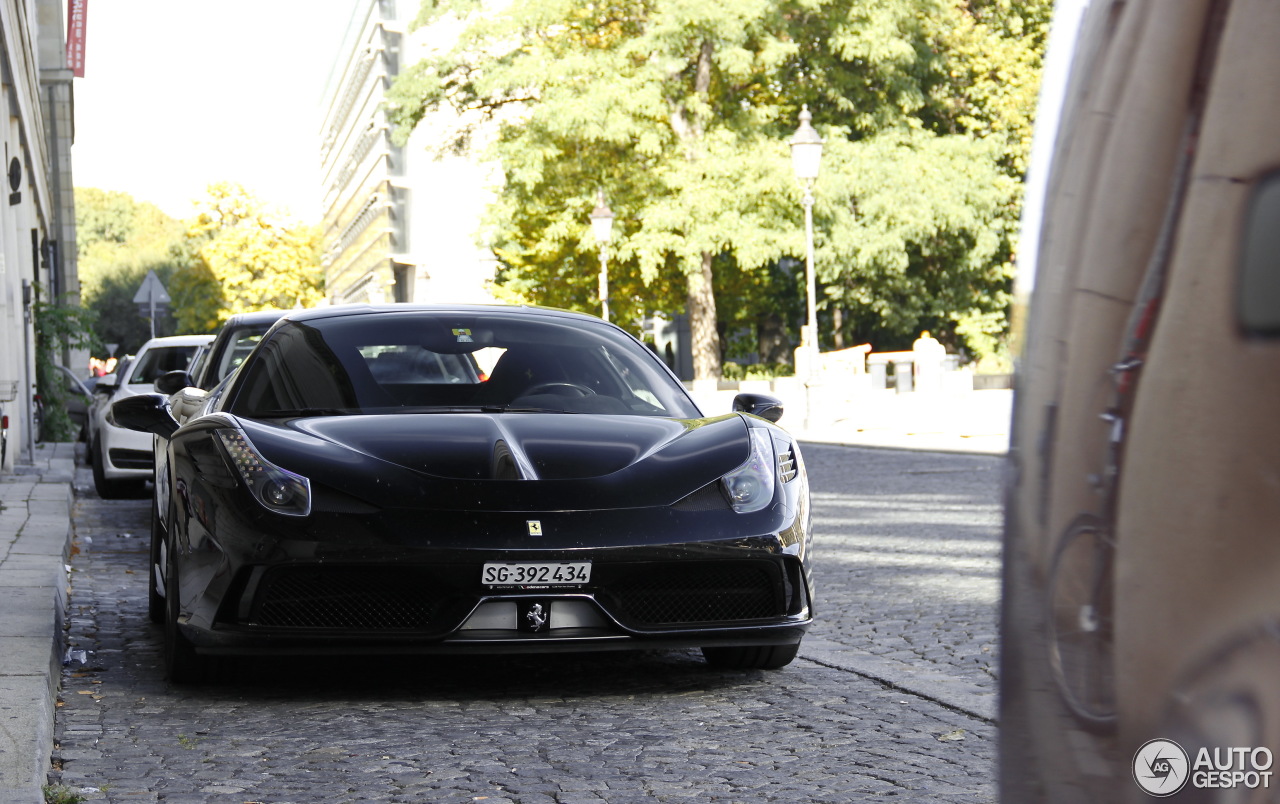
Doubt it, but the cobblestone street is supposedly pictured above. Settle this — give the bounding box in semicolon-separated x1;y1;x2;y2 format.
49;444;1002;802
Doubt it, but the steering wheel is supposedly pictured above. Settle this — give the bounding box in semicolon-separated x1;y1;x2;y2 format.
523;382;596;398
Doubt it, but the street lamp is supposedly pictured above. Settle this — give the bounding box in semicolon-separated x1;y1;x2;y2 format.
789;104;824;365
590;191;615;322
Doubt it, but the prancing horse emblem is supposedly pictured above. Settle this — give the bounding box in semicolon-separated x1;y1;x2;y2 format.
527;520;543;536
525;603;548;632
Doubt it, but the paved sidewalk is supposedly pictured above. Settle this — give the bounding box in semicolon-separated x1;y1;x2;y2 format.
0;391;1011;804
0;443;76;804
693;386;1013;457
792;390;1011;456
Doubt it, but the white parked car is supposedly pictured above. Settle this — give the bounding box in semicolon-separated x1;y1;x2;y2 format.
88;334;213;498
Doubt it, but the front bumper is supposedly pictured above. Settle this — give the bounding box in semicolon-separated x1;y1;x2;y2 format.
99;420;155;478
180;546;814;657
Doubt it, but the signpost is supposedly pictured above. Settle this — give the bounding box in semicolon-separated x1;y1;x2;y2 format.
133;270;171;339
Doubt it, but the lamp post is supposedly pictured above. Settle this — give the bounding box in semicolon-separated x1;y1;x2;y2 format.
789;105;824;369
590;192;615;322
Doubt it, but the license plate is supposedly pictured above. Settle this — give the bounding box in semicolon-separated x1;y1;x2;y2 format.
481;561;591;587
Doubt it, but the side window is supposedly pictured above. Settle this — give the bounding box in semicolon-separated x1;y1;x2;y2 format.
472;347;505;380
233;329;357;414
601;346;661;408
1239;171;1280;335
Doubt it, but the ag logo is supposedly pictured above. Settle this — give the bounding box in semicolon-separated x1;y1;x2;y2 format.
1134;739;1190;797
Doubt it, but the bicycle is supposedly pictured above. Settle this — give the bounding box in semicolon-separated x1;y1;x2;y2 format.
0;380;16;469
1044;129;1199;733
31;391;43;443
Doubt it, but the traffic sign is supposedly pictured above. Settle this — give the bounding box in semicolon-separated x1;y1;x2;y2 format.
133;270;171;305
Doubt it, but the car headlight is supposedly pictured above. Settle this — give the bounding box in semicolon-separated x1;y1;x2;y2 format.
216;428;312;517
721;427;776;514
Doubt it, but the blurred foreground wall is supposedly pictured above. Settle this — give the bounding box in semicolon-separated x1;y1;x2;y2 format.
1002;0;1280;801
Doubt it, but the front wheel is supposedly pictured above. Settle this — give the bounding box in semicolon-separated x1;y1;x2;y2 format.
147;500;166;625
164;546;210;684
702;642;800;670
1046;513;1118;731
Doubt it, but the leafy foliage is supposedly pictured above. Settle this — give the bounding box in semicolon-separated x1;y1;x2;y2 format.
75;188;184;354
75;185;325;346
33;289;99;441
388;0;1050;373
172;183;325;333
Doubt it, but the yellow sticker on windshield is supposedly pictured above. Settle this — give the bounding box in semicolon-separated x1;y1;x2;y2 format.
452;328;473;343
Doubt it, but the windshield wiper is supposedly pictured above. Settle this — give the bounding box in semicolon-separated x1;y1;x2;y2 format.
254;407;352;418
480;405;577;414
394;405;576;414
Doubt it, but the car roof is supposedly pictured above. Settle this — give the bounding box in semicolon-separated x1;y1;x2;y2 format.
277;303;604;328
136;334;216;351
220;310;290;327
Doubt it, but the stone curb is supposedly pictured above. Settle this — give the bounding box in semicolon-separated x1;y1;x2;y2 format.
0;445;76;804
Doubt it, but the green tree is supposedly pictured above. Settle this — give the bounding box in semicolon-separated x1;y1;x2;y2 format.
34;291;98;440
171;183;325;333
75;188;184;355
389;0;1049;374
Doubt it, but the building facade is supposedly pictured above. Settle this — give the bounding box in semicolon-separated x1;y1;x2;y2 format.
319;0;497;307
0;0;78;471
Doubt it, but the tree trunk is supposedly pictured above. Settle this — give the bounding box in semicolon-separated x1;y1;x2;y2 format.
669;40;721;381
689;250;721;380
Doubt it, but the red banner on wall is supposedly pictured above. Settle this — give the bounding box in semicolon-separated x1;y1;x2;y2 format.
66;0;87;77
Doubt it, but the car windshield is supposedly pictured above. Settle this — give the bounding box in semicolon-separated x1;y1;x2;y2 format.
126;345;200;385
226;310;701;419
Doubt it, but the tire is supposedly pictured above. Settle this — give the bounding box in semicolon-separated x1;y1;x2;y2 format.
1046;513;1118;731
91;436;147;499
163;545;209;684
147;500;166;625
702;642;801;670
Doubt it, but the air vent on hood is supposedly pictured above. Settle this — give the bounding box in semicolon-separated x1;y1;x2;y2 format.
777;446;797;483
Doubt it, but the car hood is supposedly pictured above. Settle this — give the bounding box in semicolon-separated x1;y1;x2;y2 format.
243;412;753;512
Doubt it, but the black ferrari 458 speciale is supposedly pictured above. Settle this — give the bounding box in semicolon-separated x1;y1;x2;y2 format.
114;304;814;682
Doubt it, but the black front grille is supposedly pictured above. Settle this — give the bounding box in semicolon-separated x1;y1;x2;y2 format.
251;567;444;630
107;448;153;470
601;562;784;626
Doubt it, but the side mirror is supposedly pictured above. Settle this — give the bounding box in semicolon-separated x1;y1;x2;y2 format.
732;392;784;423
155;369;195;395
111;393;180;439
94;373;120;394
